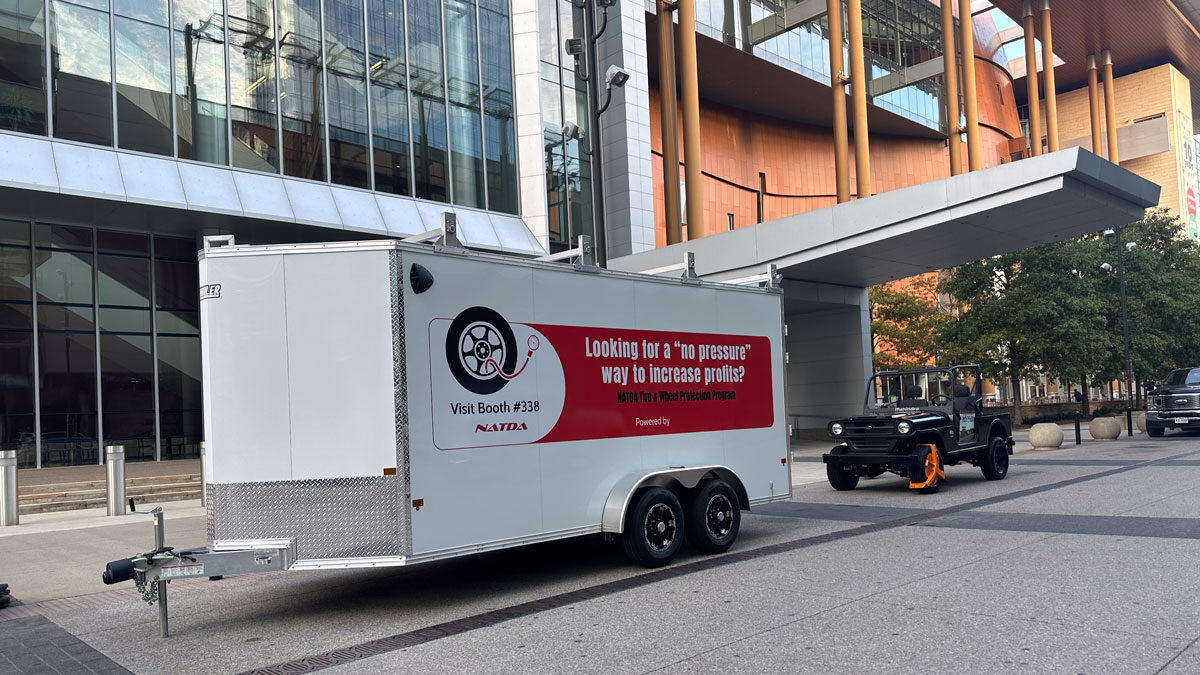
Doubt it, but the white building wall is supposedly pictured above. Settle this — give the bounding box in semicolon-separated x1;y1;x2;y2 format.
511;0;549;249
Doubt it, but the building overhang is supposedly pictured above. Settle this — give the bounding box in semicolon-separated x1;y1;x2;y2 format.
609;148;1160;288
0;133;546;255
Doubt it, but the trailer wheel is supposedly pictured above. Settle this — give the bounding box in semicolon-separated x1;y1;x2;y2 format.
979;436;1009;480
685;480;741;554
622;487;685;567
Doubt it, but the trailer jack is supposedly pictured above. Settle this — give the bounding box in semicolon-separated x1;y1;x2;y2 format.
102;499;295;637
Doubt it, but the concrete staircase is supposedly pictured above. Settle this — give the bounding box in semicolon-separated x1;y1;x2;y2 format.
18;474;202;514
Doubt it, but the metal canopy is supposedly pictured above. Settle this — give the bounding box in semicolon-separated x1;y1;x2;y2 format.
609;148;1160;288
0;134;546;255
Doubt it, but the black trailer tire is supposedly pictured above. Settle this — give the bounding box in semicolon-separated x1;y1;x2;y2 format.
980;436;1010;480
685;480;741;554
826;462;860;491
622;487;685;568
1148;425;1165;438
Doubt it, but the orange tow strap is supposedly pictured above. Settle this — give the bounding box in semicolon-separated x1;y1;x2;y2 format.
909;443;945;489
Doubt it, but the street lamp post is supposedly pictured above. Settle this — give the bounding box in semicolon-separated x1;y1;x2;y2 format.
1103;227;1136;436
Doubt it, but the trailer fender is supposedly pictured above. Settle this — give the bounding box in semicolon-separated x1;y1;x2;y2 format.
600;466;749;534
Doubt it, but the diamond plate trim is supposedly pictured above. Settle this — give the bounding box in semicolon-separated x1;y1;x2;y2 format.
390;250;412;555
210;478;402;560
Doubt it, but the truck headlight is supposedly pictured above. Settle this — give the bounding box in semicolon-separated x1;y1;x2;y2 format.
830;423;843;436
897;421;913;434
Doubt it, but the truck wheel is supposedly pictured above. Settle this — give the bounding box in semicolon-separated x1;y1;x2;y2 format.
826;463;860;491
622;487;685;567
912;445;944;494
980;436;1009;480
685;480;741;554
1148;425;1165;438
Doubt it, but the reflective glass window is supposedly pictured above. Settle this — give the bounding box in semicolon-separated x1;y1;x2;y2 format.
229;0;279;172
325;0;369;188
408;0;447;202
0;0;49;135
51;0;113;145
479;5;516;214
278;0;326;181
0;221;34;466
368;0;410;196
175;0;229;164
157;334;201;458
115;2;173;156
444;0;482;208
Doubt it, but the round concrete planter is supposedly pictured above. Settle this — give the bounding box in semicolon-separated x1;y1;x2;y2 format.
1089;416;1122;441
1029;422;1064;449
1134;411;1146;433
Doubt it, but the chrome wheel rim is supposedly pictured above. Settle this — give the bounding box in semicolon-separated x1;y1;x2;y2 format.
705;494;734;540
644;503;676;552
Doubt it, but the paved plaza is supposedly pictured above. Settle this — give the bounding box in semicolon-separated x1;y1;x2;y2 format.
2;429;1200;674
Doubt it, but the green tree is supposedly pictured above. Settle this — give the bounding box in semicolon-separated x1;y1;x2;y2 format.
939;237;1113;424
869;275;950;371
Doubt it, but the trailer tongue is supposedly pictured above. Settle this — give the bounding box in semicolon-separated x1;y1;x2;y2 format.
102;229;790;636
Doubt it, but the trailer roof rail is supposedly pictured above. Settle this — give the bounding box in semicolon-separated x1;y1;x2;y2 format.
401;212;464;249
534;235;597;268
723;263;781;289
639;251;698;281
203;234;236;250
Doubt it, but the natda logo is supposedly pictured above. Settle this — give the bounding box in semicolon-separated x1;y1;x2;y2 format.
475;422;529;433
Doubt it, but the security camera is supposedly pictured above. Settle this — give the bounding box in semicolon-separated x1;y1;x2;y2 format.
597;0;616;6
1102;228;1116;238
1100;262;1114;273
605;64;630;88
564;38;583;56
561;122;583;140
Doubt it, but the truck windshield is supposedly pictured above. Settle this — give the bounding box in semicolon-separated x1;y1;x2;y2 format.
868;370;953;409
1164;368;1200;386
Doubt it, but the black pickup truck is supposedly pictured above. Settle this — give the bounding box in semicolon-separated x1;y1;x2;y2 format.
822;365;1013;493
1145;367;1200;437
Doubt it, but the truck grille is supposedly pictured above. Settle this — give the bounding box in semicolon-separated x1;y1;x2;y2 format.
1156;393;1200;410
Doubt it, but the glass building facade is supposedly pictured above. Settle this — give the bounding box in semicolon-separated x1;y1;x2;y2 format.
0;0;518;212
0;221;201;468
537;0;593;252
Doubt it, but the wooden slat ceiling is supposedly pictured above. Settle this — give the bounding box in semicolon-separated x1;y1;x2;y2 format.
987;0;1200;133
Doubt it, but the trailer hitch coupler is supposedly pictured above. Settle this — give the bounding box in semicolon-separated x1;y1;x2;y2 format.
102;559;136;585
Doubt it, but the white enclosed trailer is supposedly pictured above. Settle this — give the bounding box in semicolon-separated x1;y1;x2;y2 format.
103;230;789;633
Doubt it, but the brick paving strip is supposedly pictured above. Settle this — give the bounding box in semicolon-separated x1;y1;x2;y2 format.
240;446;1200;674
0;615;131;675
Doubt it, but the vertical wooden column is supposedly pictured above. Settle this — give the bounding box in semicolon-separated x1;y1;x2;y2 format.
846;0;871;197
1102;49;1119;163
940;0;962;175
1039;0;1059;152
677;0;705;238
1087;55;1103;157
957;0;980;171
1021;0;1041;156
658;2;683;244
828;0;851;201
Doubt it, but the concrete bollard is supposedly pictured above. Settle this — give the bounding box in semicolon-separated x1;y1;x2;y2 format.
1029;423;1064;449
1;450;17;526
106;445;126;516
1134;411;1147;433
1088;417;1122;441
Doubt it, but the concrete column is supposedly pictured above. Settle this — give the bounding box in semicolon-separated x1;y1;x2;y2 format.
677;0;705;238
1087;55;1103;156
828;0;851;200
846;0;871;197
1102;50;1119;163
1021;0;1041;156
940;0;962;175
1039;0;1059;152
658;3;683;243
957;0;980;171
